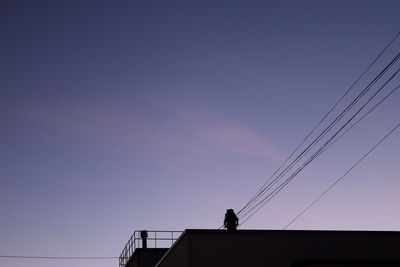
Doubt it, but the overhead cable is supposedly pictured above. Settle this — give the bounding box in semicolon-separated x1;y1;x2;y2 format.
239;67;400;225
283;120;400;229
0;255;118;259
237;31;400;217
238;52;400;221
323;83;400;152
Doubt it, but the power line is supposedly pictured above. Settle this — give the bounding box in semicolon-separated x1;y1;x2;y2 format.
237;31;400;218
238;61;398;221
239;66;400;225
237;31;400;222
238;52;400;223
0;255;118;260
323;83;400;152
283;120;400;229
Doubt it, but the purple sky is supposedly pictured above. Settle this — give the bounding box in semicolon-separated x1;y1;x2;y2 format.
1;0;400;266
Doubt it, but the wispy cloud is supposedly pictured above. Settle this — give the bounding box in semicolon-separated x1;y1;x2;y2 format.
5;99;282;160
164;110;281;159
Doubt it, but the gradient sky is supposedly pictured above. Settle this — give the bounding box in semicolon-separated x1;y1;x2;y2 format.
1;1;400;266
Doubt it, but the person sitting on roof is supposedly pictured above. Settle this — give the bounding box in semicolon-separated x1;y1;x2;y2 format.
224;209;239;231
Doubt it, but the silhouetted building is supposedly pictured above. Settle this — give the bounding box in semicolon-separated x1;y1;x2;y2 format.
125;248;169;267
121;229;400;267
120;230;182;267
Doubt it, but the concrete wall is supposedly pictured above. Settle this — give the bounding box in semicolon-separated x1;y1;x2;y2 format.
127;248;168;267
156;233;190;267
156;230;400;267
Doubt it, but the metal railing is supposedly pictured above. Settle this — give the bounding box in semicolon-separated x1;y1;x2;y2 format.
119;230;183;267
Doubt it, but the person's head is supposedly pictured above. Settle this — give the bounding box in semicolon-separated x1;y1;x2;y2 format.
226;209;235;215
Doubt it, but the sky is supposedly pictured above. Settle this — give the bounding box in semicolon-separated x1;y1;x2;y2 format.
1;0;400;266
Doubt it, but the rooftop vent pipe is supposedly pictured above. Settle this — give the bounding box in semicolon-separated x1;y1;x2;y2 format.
140;230;148;248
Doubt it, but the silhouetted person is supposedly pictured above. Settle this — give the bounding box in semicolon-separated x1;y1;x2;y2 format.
224;209;239;230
